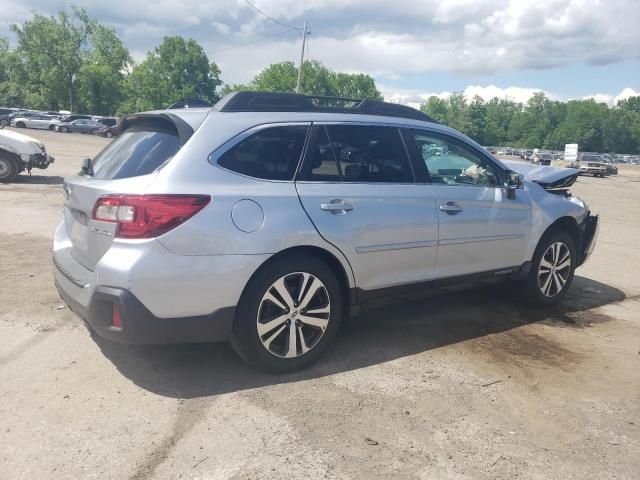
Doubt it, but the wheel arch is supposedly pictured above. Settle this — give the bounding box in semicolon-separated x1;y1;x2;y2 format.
0;148;20;160
540;216;580;253
243;245;355;316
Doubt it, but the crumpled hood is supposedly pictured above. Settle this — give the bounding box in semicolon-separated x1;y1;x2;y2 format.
501;159;579;190
0;128;44;155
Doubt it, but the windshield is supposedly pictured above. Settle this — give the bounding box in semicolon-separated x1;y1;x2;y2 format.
91;128;181;180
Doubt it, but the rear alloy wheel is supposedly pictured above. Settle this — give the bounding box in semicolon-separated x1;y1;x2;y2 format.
0;119;8;127
524;230;576;305
91;129;98;135
257;272;331;359
231;255;343;372
0;155;18;183
61;126;68;133
106;131;113;138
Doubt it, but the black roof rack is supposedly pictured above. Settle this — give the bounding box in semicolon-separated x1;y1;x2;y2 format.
212;91;437;123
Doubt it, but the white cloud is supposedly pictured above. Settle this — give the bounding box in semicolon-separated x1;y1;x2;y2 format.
0;0;638;90
211;21;231;35
384;85;551;106
385;86;639;109
582;87;640;107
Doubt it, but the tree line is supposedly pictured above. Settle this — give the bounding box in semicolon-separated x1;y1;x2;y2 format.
1;6;639;154
421;92;640;154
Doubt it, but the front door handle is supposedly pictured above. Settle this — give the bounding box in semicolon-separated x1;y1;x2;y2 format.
321;200;354;215
439;201;463;214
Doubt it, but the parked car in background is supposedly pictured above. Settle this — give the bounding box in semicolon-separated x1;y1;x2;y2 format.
533;153;553;165
59;114;92;123
579;155;608;177
53;91;598;372
12;114;60;131
0;124;55;182
97;117;117;127
97;125;119;138
56;119;104;134
0;110;12;127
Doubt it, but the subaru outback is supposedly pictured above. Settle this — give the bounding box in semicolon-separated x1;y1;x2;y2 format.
53;92;599;372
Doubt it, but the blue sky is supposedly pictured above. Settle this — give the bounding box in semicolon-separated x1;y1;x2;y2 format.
2;0;639;105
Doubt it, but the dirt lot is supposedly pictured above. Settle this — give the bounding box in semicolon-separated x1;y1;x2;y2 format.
1;128;639;480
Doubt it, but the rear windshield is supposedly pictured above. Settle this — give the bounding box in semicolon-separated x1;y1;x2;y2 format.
90;128;181;180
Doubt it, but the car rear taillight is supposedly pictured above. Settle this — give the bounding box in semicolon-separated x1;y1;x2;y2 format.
92;194;211;239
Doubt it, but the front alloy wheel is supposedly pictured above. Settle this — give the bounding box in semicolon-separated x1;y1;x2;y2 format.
523;230;576;305
538;242;572;297
257;272;330;358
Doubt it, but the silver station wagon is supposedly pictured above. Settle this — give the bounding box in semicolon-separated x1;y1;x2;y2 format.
54;92;599;372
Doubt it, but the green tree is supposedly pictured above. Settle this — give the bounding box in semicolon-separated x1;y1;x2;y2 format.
420;96;448;123
76;24;131;115
224;60;382;100
10;6;93;111
0;37;25;106
120;36;221;113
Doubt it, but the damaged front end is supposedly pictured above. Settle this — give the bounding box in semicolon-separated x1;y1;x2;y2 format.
578;212;599;266
20;149;55;174
502;160;579;194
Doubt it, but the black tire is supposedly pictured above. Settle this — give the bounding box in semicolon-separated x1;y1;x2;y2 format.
61;126;68;133
15;121;25;128
48;124;56;131
0;119;7;127
522;230;576;306
230;254;343;373
0;154;19;183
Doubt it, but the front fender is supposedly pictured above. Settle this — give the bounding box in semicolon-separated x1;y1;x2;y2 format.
526;180;589;260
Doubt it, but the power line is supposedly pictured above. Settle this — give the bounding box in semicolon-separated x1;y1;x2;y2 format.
242;0;302;32
206;28;298;54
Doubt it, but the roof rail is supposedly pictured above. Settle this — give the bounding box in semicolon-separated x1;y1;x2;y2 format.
212;91;437;123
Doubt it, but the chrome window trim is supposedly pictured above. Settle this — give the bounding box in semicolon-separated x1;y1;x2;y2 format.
208;122;312;183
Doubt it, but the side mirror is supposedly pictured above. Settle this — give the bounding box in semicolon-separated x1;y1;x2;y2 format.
504;170;524;199
81;158;94;176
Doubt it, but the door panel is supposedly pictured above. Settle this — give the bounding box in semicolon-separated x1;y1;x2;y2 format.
296;124;439;291
431;185;531;276
402;127;532;277
297;182;439;290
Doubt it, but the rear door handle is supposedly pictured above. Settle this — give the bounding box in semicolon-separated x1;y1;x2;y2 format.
439;201;463;214
320;200;354;215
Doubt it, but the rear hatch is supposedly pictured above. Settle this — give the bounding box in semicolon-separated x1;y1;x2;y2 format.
63;113;198;271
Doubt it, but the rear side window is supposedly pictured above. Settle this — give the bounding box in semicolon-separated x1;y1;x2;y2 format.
217;125;308;180
323;125;412;183
91;128;181;180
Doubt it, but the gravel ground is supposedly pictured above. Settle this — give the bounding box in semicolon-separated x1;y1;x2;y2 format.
1;128;639;479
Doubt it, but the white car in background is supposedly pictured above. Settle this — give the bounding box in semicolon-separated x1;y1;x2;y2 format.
0;124;55;182
12;114;60;131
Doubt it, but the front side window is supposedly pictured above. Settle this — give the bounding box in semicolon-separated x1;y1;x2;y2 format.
406;130;500;187
322;125;412;183
217;125;308;181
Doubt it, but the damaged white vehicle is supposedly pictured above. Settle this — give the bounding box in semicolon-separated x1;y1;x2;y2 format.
0;125;54;182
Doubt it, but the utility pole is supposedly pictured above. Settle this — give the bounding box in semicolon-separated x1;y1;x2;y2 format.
295;21;308;94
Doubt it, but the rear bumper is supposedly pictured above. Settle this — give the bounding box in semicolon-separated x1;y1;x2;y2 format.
55;279;234;344
51;221;269;345
578;213;599;266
